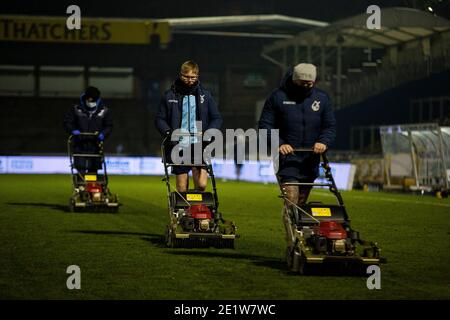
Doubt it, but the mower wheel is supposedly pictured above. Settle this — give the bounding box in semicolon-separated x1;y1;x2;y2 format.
297;253;308;275
69;199;82;213
286;247;294;271
165;225;173;248
69;199;75;213
288;248;309;275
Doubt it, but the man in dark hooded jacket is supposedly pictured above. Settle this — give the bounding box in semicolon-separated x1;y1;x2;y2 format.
155;60;222;192
64;86;113;173
258;63;336;206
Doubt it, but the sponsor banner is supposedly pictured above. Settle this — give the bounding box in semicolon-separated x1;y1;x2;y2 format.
7;156;70;174
315;163;355;190
104;157;136;175
0;15;171;45
139;157;165;175
0;156;355;190
0;156;6;173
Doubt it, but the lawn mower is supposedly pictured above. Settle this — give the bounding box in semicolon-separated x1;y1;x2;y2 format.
280;149;384;275
161;132;238;248
68;132;119;213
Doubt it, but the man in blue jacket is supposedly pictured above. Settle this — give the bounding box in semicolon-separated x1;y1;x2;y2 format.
155;60;222;192
258;63;336;206
64;86;113;174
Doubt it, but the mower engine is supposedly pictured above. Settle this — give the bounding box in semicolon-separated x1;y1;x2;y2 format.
178;205;214;232
85;182;103;202
305;221;355;255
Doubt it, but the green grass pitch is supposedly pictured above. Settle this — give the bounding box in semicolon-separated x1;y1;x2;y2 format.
0;174;449;299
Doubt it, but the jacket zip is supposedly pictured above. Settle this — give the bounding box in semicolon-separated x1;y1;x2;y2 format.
188;95;191;134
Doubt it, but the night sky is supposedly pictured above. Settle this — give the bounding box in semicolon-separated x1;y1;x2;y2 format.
3;0;449;21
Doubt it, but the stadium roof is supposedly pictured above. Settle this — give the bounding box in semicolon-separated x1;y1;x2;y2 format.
263;7;450;50
157;14;329;39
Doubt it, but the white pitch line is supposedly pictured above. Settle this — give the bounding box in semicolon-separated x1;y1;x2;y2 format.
312;192;450;208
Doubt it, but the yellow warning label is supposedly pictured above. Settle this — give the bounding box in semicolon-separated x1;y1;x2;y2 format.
85;175;97;181
311;207;331;217
186;194;202;201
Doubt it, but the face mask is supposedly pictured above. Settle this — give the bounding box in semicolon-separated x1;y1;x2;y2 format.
87;101;97;108
298;85;313;97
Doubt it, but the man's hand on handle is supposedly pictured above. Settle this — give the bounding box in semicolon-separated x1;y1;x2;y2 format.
279;144;294;155
279;143;327;155
313;142;327;154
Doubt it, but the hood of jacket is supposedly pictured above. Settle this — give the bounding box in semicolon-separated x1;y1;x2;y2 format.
79;93;104;111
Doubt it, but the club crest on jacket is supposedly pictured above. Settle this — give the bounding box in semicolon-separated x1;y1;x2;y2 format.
311;100;321;111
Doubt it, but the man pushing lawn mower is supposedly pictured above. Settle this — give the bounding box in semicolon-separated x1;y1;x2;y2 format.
155;60;238;248
259;63;384;274
63;86;118;213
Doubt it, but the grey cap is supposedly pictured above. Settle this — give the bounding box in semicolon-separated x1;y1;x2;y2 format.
292;63;317;82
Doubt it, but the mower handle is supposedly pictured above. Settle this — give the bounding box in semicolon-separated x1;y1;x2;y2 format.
170;132;203;138
68;132;101;140
166;163;209;167
281;182;333;187
72;153;103;158
292;148;314;152
161;131;203;147
292;148;329;154
79;132;100;136
68;132;104;155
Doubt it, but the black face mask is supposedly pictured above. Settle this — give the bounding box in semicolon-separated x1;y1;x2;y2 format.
174;78;198;95
285;76;313;101
297;85;313;97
